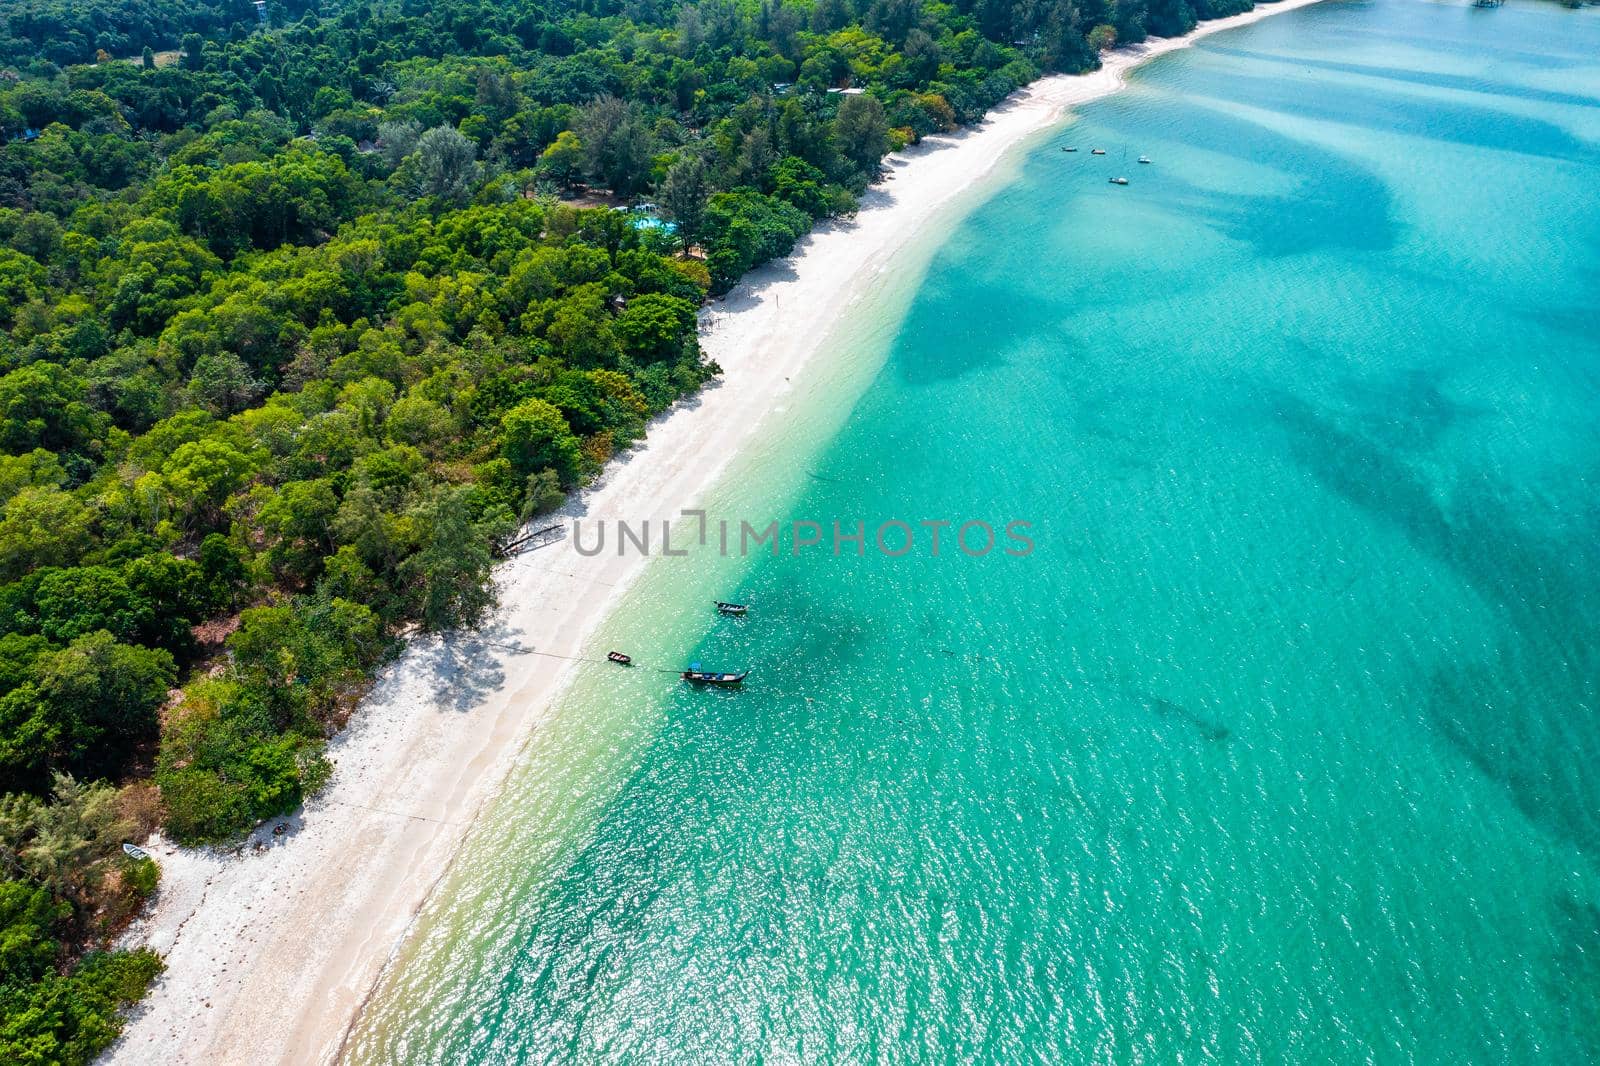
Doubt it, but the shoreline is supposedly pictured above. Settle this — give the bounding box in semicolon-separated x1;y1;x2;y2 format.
107;3;1326;1061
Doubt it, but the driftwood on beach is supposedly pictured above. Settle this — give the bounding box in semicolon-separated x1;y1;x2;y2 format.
495;524;564;557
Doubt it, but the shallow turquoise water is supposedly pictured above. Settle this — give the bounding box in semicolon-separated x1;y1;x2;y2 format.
347;1;1600;1061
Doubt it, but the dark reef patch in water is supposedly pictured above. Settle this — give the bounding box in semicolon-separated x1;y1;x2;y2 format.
1122;684;1232;742
1548;894;1600;1050
1208;47;1600;111
1267;381;1600;855
1156;107;1398;256
1416;663;1600;857
1330;367;1486;454
1214;70;1599;164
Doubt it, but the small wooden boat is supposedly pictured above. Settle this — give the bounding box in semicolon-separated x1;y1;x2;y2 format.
682;668;748;686
122;842;150;861
1062;146;1078;152
1137;156;1152;164
1110;176;1129;185
714;601;748;615
1091;148;1107;155
607;651;632;665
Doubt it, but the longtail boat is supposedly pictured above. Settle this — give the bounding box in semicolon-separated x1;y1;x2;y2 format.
714;601;748;615
682;668;748;686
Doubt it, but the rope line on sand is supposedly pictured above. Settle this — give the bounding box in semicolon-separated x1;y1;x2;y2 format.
322;799;469;828
510;563;619;588
477;642;683;674
477;641;596;661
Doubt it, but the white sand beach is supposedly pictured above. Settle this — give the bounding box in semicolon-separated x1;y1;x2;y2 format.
107;3;1325;1061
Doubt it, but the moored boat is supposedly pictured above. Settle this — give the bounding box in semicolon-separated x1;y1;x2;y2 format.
682;668;748;685
715;600;748;615
1138;156;1152;164
1110;176;1129;185
1091;148;1106;155
1062;146;1078;152
607;651;632;665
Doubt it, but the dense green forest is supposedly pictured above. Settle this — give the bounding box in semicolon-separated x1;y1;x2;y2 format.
0;0;1264;1056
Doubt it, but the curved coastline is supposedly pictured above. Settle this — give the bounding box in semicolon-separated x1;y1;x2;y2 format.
106;3;1328;1061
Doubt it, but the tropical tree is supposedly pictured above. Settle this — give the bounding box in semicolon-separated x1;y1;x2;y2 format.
576;96;655;196
538;130;584;189
401;487;504;631
414;126;480;203
834;94;892;175
500;398;583;484
659;154;709;252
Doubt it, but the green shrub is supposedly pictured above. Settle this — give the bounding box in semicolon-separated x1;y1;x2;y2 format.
156;714;330;845
123;857;159;900
0;948;164;1066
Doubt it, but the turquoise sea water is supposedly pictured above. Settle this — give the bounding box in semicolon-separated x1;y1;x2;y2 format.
346;1;1600;1061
